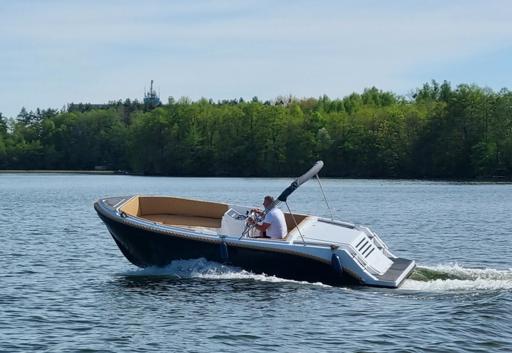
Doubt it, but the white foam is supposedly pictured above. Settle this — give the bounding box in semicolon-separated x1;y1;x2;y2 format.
401;263;512;292
122;258;330;287
123;260;512;292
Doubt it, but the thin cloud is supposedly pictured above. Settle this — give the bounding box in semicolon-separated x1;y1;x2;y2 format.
1;0;511;117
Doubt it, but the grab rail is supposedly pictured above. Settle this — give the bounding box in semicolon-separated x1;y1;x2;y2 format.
358;226;394;257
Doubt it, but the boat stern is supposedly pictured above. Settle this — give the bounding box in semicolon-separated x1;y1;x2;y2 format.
369;257;416;288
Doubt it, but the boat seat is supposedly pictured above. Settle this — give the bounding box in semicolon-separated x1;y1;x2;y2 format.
249;214;312;241
143;214;222;228
283;216;315;241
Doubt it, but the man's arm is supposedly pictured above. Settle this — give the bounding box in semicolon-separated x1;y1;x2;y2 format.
247;217;271;232
247;217;270;230
253;222;270;232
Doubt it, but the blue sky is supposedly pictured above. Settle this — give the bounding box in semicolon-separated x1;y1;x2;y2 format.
1;0;511;117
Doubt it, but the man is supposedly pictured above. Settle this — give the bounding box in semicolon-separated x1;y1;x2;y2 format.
248;195;288;239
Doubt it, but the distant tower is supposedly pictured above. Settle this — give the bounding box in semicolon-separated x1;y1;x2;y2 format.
143;80;162;108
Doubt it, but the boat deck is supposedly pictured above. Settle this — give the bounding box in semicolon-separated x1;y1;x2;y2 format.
104;196;132;208
143;214;221;228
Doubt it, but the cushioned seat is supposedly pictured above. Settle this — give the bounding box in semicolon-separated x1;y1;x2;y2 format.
120;196;309;238
120;196;227;230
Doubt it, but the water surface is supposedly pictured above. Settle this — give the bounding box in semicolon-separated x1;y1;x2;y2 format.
1;174;511;352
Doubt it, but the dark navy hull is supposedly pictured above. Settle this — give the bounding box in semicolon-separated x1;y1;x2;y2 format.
96;209;358;286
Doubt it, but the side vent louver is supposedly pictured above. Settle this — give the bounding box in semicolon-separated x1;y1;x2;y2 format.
357;236;375;258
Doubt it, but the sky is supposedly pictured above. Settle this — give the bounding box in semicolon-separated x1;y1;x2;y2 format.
1;0;511;118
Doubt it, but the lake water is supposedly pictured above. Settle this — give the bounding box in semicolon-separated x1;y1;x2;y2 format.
1;174;511;352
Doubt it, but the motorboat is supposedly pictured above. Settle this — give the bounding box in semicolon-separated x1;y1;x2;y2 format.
94;161;415;288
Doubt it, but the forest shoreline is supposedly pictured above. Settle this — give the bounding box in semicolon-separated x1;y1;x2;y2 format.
2;81;511;180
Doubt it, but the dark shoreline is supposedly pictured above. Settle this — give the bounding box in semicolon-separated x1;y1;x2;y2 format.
0;170;116;175
1;169;510;182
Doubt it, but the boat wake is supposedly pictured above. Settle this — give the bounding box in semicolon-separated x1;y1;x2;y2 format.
122;260;512;292
122;258;329;287
401;264;512;291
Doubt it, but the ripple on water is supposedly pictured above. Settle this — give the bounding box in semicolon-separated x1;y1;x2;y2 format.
1;175;511;352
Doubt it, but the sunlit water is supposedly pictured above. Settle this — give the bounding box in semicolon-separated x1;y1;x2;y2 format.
1;174;511;352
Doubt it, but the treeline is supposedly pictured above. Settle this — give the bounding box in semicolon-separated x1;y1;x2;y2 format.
1;81;511;178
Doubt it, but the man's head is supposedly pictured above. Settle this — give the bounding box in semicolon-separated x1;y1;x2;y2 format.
263;195;274;209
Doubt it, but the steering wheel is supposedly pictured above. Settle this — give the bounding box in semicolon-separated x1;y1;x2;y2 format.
246;210;263;225
241;210;263;238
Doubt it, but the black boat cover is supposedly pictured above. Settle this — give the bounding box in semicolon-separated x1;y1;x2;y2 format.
277;161;324;202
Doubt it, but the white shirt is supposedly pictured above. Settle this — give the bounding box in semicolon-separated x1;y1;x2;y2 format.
263;208;288;239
